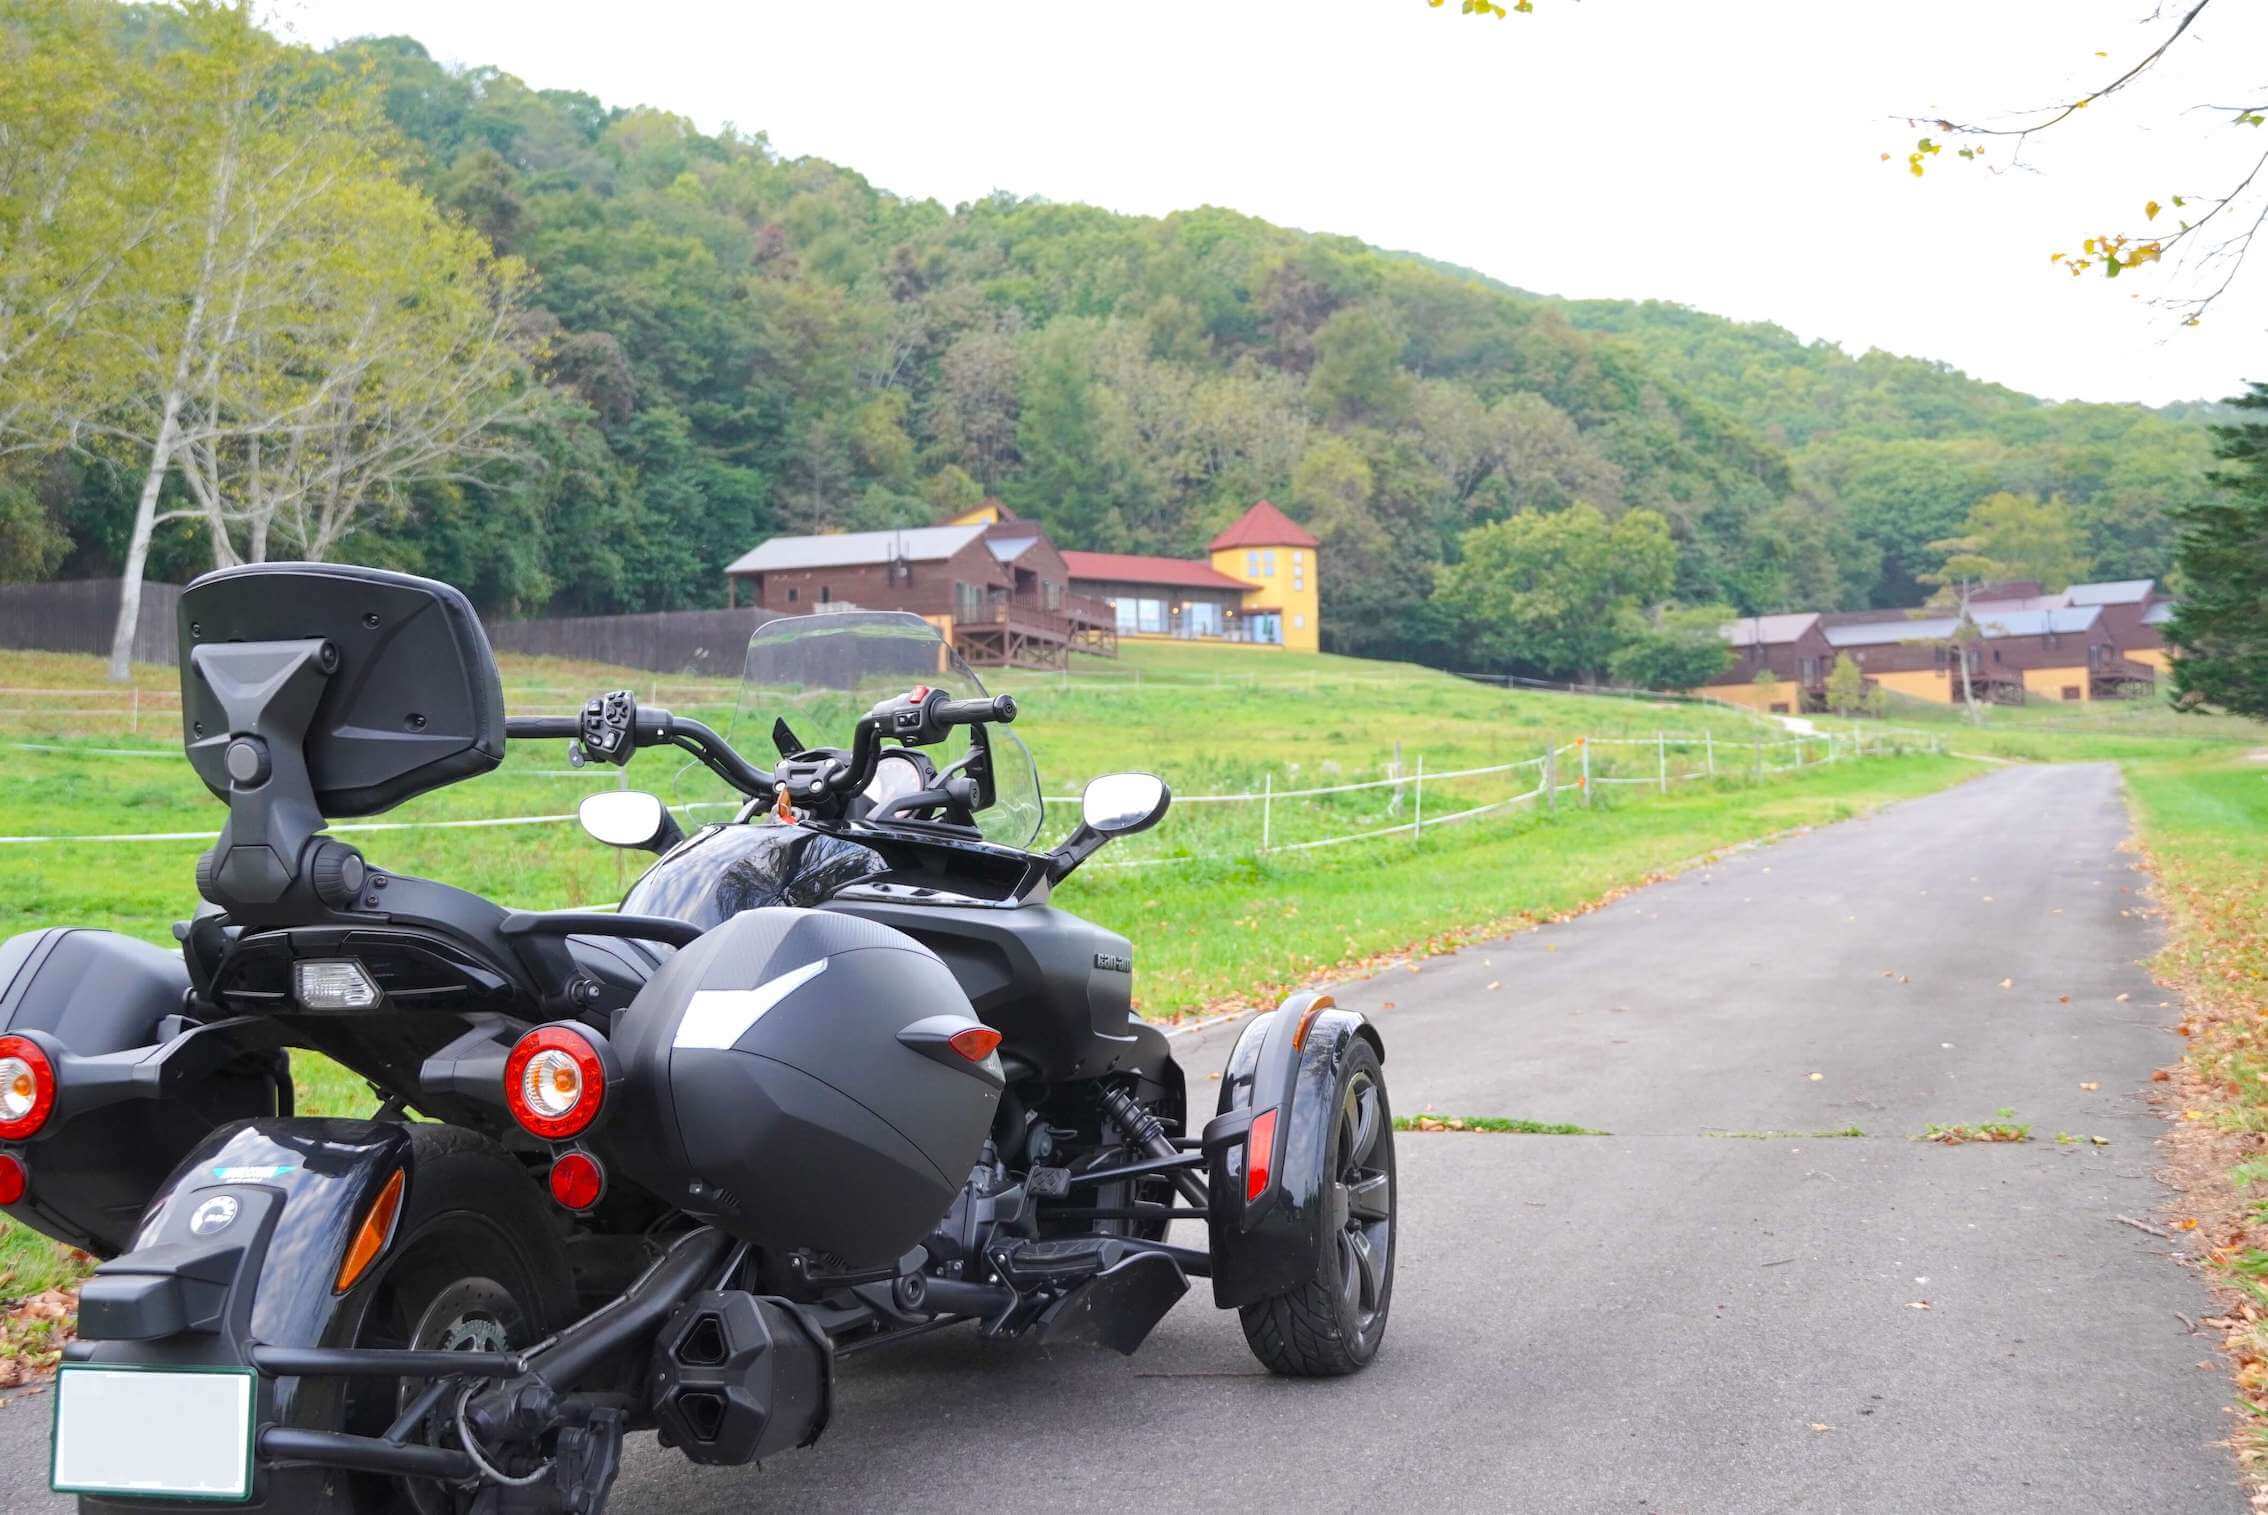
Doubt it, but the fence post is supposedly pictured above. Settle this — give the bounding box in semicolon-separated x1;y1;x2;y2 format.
1580;737;1592;807
1260;772;1272;853
1543;743;1556;812
1657;732;1667;793
1413;755;1425;837
1704;729;1714;777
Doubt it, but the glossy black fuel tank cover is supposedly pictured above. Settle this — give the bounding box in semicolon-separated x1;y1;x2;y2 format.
622;824;887;933
604;908;998;1265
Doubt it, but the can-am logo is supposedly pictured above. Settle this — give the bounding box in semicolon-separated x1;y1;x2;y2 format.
189;1196;240;1236
1093;952;1131;974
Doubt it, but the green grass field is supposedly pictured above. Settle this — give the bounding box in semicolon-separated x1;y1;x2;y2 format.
2;636;2251;1308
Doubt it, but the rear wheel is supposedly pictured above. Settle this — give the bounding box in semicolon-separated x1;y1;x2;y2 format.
1238;1040;1395;1377
333;1128;572;1514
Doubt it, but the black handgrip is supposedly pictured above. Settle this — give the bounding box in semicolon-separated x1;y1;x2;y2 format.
937;694;1017;726
506;716;582;740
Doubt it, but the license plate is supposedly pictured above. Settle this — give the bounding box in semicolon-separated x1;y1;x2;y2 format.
51;1365;255;1501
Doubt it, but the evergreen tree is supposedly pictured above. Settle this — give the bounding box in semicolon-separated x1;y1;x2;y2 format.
2168;382;2268;719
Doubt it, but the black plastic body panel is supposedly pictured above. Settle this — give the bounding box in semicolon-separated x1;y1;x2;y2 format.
823;897;1167;1085
0;928;284;1255
604;908;999;1266
177;563;505;818
69;1118;416;1514
1202;1001;1384;1309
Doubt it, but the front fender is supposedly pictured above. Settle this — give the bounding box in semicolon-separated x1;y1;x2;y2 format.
1200;992;1382;1309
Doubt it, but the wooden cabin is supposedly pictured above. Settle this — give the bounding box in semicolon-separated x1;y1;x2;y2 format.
723;521;1114;670
1709;613;1834;713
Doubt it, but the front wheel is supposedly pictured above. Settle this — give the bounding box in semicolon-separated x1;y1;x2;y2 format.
1238;1039;1395;1376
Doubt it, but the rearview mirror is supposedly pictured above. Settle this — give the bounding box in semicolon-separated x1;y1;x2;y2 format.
578;790;682;853
1081;773;1170;837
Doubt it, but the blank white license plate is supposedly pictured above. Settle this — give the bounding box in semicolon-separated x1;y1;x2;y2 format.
51;1365;255;1501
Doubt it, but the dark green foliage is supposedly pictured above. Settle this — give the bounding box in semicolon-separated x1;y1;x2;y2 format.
2170;382;2268;720
1609;604;1737;693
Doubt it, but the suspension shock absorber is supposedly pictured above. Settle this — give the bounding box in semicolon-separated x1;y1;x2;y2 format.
1097;1086;1208;1209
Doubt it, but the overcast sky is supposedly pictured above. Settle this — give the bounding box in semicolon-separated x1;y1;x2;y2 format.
280;0;2268;407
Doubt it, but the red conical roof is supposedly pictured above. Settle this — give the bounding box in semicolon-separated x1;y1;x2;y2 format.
1209;499;1319;551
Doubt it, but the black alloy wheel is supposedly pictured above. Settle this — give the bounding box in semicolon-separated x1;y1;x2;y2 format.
1238;1038;1395;1376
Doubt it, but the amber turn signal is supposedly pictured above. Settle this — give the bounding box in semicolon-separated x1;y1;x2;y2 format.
335;1168;407;1294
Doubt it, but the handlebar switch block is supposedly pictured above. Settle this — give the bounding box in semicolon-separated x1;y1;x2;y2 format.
581;690;637;766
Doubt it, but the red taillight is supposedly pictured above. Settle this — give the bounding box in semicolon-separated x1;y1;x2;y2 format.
1245;1107;1278;1203
548;1152;605;1211
0;1153;26;1206
503;1026;606;1140
0;1036;56;1142
947;1025;1002;1062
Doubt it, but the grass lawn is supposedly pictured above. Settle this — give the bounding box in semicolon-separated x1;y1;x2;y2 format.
2118;745;2268;1479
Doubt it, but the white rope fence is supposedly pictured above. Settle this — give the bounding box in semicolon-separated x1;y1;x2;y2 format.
0;726;1945;850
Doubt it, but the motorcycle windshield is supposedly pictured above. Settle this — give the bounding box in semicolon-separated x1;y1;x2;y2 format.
727;611;1044;849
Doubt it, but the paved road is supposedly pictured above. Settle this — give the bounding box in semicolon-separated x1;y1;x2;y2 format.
2;763;2241;1512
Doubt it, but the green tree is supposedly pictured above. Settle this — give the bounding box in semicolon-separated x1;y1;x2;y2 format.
2168;381;2268;718
1607;603;1734;692
1435;504;1676;680
1824;652;1867;716
1947;491;2091;591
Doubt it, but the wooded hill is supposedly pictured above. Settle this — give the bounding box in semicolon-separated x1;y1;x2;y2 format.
9;18;2214;670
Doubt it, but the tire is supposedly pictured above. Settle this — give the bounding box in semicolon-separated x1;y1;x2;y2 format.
331;1126;575;1515
1238;1039;1395;1377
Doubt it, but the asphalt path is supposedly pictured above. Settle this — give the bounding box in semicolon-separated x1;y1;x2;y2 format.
0;762;2241;1512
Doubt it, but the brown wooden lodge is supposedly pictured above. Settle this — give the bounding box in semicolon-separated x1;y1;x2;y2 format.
722;500;1325;671
1710;579;2174;714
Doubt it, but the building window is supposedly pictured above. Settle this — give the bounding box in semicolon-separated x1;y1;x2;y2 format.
1264;550;1277;577
1044;580;1062;611
819;585;830;604
786;587;798;604
2061;686;2082;702
1293;614;1305;630
954;582;985;621
1246;551;1259;577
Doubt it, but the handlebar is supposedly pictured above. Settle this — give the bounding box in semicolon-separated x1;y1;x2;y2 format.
504;684;1018;815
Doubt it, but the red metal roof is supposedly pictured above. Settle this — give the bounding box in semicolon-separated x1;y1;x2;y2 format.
1208;500;1319;551
1062;551;1250;592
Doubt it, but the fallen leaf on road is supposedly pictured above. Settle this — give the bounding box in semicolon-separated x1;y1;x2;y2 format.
2152;1069;2172;1082
1485;981;1500;991
1809;1423;1835;1433
2116;993;2130;1003
2080;1082;2100;1091
2090;1136;2110;1146
2059;995;2072;1004
1206;1071;1221;1080
1906;1301;1932;1310
2000;978;2014;990
1808;1073;1824;1081
2181;1218;2201;1231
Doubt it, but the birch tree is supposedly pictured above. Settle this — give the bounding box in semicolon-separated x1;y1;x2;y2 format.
97;2;533;678
0;0;175;450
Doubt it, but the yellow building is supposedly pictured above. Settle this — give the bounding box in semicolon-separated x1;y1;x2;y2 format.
1206;501;1321;653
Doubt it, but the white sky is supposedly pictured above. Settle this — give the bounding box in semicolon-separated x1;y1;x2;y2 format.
279;0;2268;407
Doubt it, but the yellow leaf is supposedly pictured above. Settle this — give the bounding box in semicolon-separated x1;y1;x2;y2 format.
2145;199;2162;220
